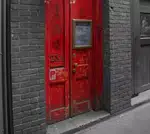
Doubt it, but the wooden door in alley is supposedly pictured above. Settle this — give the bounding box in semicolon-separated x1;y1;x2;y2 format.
132;0;150;95
45;0;70;123
45;0;103;123
70;0;103;116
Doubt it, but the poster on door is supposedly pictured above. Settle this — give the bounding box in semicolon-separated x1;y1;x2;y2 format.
49;68;68;81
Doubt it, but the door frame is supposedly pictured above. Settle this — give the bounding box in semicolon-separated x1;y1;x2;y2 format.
131;0;140;96
131;0;150;96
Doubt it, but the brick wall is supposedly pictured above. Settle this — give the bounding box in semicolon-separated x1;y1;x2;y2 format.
10;0;132;133
103;0;132;113
109;0;132;113
11;0;46;133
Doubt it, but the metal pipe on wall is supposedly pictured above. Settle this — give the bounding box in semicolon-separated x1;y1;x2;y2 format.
1;0;14;133
0;0;4;132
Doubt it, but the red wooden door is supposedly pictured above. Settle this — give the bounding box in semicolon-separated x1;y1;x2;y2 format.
71;49;92;115
45;0;103;123
45;0;70;123
70;0;93;115
70;0;103;116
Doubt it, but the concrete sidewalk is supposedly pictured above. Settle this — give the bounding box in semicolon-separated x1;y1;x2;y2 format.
75;102;150;134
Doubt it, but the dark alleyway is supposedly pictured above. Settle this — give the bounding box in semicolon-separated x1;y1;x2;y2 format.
75;102;150;134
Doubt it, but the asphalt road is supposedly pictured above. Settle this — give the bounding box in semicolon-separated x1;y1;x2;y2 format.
75;102;150;134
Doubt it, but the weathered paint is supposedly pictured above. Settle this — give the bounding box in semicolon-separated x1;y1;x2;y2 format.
45;0;69;123
45;0;103;123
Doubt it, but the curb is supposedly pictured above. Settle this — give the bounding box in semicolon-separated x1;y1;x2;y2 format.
62;99;150;134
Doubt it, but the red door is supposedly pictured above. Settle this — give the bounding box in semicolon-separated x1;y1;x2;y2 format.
45;0;70;123
45;0;103;123
70;0;103;116
70;1;93;115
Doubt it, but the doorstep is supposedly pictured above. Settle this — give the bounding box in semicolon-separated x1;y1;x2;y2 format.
131;89;150;107
46;111;110;134
46;90;150;134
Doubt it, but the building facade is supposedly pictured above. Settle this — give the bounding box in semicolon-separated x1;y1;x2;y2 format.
1;0;149;133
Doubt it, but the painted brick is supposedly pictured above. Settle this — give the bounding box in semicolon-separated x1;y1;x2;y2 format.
11;0;46;133
13;100;30;108
30;98;38;104
103;0;132;113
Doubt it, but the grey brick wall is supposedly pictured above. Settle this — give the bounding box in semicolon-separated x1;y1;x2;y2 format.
103;0;132;113
10;0;132;133
11;0;46;133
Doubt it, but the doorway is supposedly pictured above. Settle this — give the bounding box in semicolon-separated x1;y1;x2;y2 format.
70;0;94;116
132;0;150;95
45;0;103;123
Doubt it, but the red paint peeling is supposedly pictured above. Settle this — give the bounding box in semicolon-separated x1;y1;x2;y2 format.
45;0;103;123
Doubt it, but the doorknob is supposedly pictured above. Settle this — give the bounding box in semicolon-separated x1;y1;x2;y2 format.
72;69;76;73
72;63;78;73
74;63;78;67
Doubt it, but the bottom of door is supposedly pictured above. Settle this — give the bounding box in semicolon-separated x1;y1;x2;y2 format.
71;100;91;117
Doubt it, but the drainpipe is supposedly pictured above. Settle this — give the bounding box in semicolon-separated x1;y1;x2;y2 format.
1;0;14;133
0;0;4;132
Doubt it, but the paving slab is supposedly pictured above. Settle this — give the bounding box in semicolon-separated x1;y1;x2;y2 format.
47;90;150;134
46;111;110;134
131;89;150;106
75;102;150;134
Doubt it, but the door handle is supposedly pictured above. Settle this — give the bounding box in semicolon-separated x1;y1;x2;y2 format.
72;69;76;73
72;63;78;73
74;63;78;67
72;68;76;73
141;44;150;47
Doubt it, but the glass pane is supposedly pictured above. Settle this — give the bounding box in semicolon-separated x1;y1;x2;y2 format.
73;20;92;48
141;13;150;37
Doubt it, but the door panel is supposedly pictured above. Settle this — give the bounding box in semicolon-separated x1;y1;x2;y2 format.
136;44;150;93
70;0;93;116
45;0;69;123
71;50;92;115
139;5;150;92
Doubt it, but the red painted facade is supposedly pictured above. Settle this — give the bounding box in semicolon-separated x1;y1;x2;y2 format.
45;0;103;123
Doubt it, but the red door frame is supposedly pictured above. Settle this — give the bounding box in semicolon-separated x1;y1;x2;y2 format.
45;0;103;123
92;0;103;110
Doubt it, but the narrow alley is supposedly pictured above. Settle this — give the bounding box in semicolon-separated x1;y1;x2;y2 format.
75;102;150;134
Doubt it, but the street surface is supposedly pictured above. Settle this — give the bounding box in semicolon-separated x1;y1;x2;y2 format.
75;102;150;134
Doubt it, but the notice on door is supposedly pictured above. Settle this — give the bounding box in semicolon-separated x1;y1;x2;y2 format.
49;68;68;81
73;20;92;48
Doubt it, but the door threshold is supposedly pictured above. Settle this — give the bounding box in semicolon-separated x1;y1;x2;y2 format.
46;110;110;134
